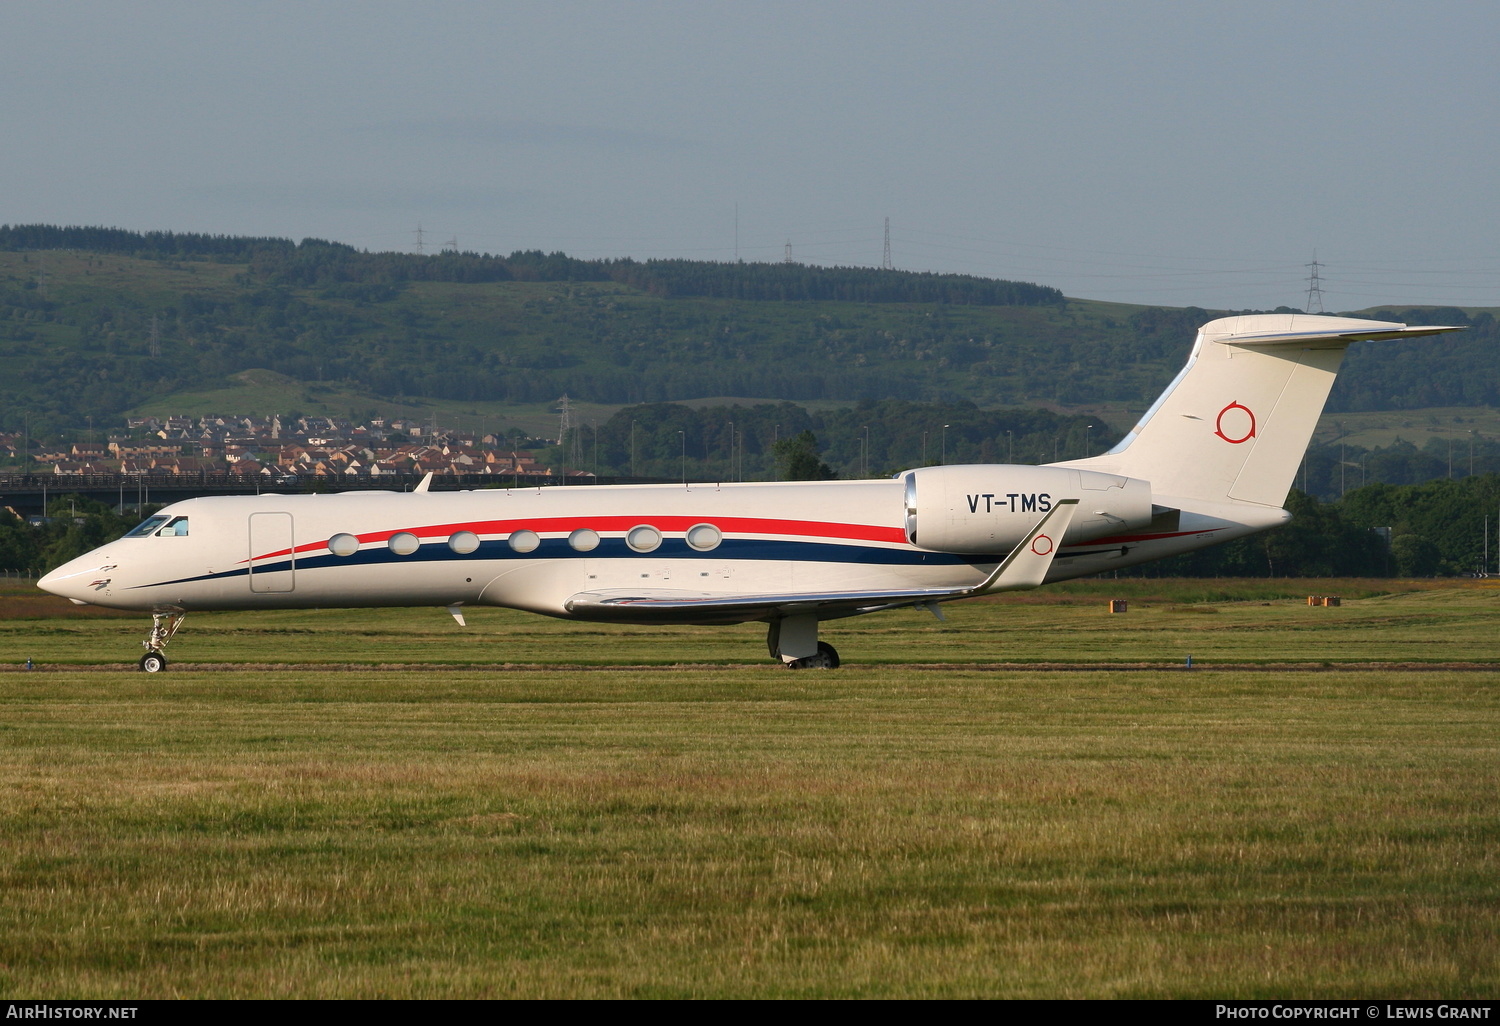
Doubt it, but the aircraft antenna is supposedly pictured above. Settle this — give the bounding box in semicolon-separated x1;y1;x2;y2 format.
882;217;893;270
1304;251;1326;313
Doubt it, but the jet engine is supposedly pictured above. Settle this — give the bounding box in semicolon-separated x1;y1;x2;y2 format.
902;465;1153;554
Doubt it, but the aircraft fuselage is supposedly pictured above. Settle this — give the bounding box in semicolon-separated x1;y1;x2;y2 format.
38;472;1268;624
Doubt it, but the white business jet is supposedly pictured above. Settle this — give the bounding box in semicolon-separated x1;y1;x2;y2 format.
39;314;1458;671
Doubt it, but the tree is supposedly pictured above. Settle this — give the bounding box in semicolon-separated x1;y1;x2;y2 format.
0;510;39;572
1391;534;1441;577
773;431;836;481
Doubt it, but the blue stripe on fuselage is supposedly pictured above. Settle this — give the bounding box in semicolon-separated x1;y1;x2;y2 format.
131;536;991;590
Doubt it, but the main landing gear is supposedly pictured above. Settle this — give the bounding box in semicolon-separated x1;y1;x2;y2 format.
767;614;841;670
786;642;840;670
139;612;186;673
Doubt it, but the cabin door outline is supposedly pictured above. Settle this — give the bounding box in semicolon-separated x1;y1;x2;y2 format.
248;512;296;593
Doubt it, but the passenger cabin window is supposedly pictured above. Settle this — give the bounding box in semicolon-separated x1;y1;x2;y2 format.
686;524;722;551
124;515;171;538
626;525;662;553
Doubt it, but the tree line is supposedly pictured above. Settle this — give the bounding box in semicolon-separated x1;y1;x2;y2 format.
551;398;1109;482
1119;474;1500;579
2;225;1060;306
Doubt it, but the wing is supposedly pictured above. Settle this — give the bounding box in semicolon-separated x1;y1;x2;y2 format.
564;499;1079;624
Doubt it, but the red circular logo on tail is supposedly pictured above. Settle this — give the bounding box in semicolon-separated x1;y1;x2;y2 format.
1214;401;1256;444
1031;534;1054;556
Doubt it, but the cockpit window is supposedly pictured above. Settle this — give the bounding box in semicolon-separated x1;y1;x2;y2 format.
124;515;171;538
159;517;189;537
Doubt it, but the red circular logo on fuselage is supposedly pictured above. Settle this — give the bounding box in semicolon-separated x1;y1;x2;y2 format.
1214;401;1256;444
1031;534;1053;556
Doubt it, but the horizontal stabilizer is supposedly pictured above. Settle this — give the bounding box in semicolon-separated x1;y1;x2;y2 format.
1206;320;1462;348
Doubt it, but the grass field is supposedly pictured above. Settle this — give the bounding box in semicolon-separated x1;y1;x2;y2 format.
1;581;1497;997
2;577;1497;670
1316;406;1500;452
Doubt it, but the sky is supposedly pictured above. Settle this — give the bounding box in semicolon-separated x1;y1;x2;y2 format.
3;0;1498;311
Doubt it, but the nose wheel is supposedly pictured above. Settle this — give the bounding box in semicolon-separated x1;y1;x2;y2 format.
138;612;186;672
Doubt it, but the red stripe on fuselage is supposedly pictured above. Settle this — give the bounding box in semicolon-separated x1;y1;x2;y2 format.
246;516;908;563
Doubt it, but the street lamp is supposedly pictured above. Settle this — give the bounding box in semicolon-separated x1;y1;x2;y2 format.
1006;429;1013;464
1085;423;1093;458
861;425;869;478
941;424;949;466
678;430;686;484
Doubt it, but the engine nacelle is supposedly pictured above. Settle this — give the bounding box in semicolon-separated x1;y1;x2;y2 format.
902;465;1154;554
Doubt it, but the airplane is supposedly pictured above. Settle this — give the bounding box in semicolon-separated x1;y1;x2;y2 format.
38;313;1460;672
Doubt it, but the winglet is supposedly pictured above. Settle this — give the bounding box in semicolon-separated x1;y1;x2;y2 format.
967;499;1079;595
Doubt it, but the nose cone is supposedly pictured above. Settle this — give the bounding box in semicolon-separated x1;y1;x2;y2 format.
38;553;117;603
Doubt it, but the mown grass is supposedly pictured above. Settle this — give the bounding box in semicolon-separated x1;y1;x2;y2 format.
0;667;1496;998
3;578;1496;668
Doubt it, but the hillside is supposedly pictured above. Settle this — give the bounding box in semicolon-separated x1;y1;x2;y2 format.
1;227;1495;446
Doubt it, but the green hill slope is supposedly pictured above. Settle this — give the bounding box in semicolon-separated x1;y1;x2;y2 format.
1;227;1494;441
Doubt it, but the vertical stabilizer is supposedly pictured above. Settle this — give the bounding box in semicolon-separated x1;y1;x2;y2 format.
1065;314;1460;508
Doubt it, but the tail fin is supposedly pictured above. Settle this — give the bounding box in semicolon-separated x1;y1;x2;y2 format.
1067;314;1461;508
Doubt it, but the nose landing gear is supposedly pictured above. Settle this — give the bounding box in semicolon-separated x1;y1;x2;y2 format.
139;612;186;673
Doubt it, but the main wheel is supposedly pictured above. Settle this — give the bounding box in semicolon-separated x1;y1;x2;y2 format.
139;651;167;673
785;642;841;670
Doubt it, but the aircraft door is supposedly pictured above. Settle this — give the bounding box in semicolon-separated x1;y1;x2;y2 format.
248;512;296;593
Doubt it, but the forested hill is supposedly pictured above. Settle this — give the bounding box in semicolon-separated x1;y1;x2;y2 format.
0;225;1063;306
0;225;1494;437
